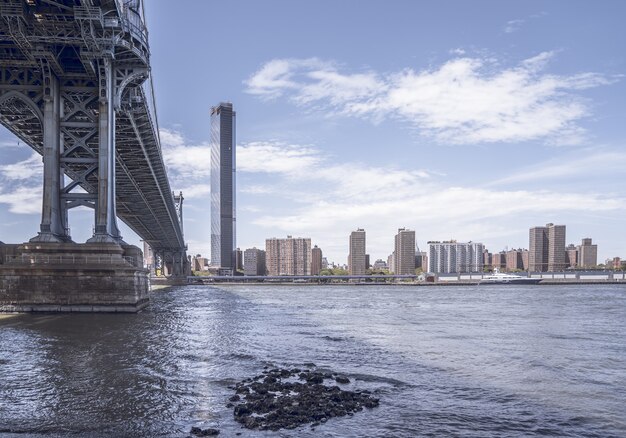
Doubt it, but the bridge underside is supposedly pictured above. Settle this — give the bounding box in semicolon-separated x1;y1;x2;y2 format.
0;0;189;311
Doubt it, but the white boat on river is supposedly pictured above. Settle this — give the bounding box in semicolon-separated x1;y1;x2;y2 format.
479;268;542;285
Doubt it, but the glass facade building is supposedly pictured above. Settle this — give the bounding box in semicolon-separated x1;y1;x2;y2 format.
210;102;236;272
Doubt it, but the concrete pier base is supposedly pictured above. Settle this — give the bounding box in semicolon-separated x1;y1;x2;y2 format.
0;242;149;313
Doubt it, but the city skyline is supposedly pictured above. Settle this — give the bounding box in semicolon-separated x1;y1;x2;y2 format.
211;221;606;274
194;224;612;275
0;1;625;265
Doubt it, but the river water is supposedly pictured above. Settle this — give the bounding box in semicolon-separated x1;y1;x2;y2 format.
1;284;625;437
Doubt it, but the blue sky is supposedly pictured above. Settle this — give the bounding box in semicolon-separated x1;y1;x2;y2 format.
1;0;625;265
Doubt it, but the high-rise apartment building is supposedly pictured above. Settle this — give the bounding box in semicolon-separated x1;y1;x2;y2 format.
244;248;266;276
505;248;527;271
611;257;623;270
428;241;484;273
311;245;323;275
394;228;416;275
483;249;492;269
265;236;312;276
210;102;236;273
578;238;597;268
566;244;578;268
529;223;566;272
266;238;280;275
492;251;506;270
348;228;366;275
547;224;566;271
521;249;529;271
529;226;548;271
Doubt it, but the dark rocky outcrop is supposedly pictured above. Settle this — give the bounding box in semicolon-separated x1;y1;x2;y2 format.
189;426;220;436
229;367;379;431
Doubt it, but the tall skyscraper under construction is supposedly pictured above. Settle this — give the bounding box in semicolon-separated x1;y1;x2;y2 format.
210;102;236;274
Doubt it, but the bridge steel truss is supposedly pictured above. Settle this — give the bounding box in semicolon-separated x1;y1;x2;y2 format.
0;0;187;274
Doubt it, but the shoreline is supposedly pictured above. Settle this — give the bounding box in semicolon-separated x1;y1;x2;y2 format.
183;280;626;287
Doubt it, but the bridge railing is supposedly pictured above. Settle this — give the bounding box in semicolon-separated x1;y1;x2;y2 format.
5;254;139;267
113;0;149;49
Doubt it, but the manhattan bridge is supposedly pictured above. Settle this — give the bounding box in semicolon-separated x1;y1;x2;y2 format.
0;0;187;276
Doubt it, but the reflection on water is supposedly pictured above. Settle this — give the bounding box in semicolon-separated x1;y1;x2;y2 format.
1;284;625;437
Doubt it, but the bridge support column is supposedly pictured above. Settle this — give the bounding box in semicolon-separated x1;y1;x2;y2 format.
155;250;188;278
162;252;171;277
30;69;69;243
172;251;183;277
88;58;122;244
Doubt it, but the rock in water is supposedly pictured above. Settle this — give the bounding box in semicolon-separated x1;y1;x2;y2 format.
335;375;350;384
229;367;379;431
190;426;220;436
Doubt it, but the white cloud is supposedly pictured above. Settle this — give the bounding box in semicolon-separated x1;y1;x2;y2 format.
504;12;549;34
315;163;430;201
490;150;626;186
238;141;321;174
239;143;618;219
0;152;42;180
159;128;186;148
244;53;617;145
240;205;262;213
254;185;624;234
238;184;274;195
0;152;42;215
177;183;210;199
504;19;525;33
244;58;332;99
160;129;324;181
0;140;20;149
160;127;211;179
0;185;42;214
295;70;385;108
236;141;433;202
